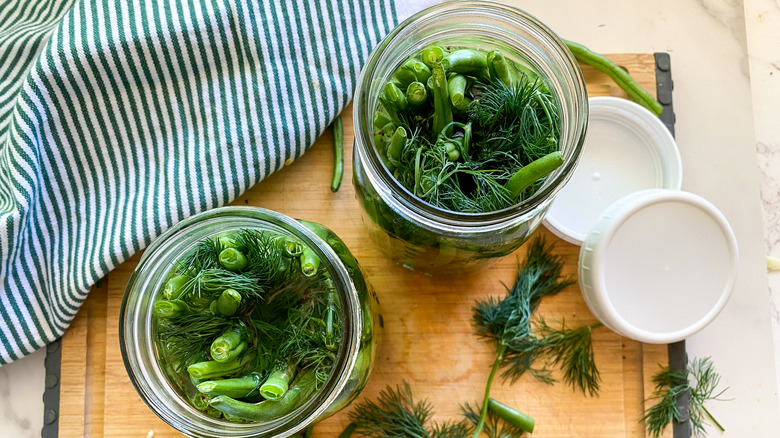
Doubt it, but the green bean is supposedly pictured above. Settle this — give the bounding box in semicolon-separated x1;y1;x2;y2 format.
384;82;409;111
259;360;297;400
504;151;564;200
210;326;248;363
197;373;261;399
564;40;663;116
431;65;453;137
487;49;512;86
444;139;461;162
420;46;444;68
339;423;357;438
331;115;344;192
187;354;253;380
218;248;248;271
404;58;431;83
215;232;240;250
447;74;470;111
373;111;392;130
210;371;317;422
163;274;190;300
392;64;417;88
386;126;408;169
300;247;320;277
442;49;489;80
215;288;241;316
488;398;535;433
274;235;303;257
405;81;428;107
378;94;402;126
152;299;190;319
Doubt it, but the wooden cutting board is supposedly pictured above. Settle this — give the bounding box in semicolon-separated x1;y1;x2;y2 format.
56;54;673;438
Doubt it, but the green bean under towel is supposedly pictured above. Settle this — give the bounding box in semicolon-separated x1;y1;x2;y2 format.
0;0;432;364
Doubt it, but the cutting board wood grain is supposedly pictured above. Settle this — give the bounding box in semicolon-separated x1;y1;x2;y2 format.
57;54;673;438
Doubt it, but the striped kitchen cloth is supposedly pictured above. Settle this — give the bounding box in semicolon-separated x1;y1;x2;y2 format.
0;0;434;364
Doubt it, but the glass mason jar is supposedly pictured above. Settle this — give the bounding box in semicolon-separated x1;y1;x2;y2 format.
352;1;588;275
120;207;378;437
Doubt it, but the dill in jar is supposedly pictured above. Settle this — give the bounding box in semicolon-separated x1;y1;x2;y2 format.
152;228;342;422
373;46;562;213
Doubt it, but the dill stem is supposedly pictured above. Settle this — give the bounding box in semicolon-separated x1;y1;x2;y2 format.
472;344;506;438
702;405;725;432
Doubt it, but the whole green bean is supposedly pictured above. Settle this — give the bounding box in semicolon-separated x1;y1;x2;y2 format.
209;371;317;422
565;39;663;116
488;398;535;433
431;65;453;137
384;82;409;111
447;74;470;111
386;126;407;169
405;81;428;107
163;274;190;300
442;49;489;80
331;115;344;192
152;299;189;319
197;373;261;399
187;354;253;380
487;49;512;86
505;151;564;200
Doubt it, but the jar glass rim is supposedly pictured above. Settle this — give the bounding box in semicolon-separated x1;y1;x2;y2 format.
119;206;362;437
353;0;588;227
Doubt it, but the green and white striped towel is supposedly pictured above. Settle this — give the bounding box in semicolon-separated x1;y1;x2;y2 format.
0;0;433;364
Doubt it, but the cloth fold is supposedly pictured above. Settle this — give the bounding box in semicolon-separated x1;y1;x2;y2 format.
0;0;409;364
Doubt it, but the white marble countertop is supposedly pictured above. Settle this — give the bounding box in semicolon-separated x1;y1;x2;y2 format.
3;0;780;437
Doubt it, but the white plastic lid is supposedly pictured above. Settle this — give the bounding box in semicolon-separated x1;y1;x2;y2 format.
544;97;683;245
578;189;738;344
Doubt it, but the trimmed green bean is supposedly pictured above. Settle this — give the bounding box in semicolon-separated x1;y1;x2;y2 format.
392;64;417;88
505;151;564;200
447;74;470;111
274;235;304;257
384;82;409;111
215;288;241;316
431;65;453;137
339;423;357;438
331;115;344;192
386;126;407;168
488;398;535;433
565;40;663;116
187;354;253;380
487;49;512;86
373;111;392;130
163;274;190;300
420;46;444;68
218;248;248;271
404;58;431;83
197;373;262;399
406;81;428;107
259;360;297;401
210;371;317;422
442;49;489;80
153;299;190;319
378;94;402;126
300;247;320;277
210;326;248;363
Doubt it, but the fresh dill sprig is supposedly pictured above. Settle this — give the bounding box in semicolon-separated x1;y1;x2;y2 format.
155;312;234;370
176;237;225;274
232;228;292;287
470;236;603;437
641;357;728;437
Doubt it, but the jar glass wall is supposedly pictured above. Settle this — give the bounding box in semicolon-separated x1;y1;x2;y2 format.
120;207;377;437
352;1;588;275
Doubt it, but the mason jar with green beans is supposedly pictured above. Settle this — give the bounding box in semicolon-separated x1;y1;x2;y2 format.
352;1;588;275
120;207;378;437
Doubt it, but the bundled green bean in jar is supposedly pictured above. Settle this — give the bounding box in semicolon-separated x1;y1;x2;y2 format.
120;207;377;437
